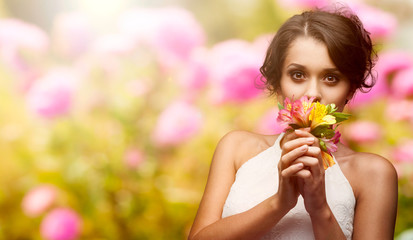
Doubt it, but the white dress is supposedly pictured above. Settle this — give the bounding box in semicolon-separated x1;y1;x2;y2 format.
222;133;355;239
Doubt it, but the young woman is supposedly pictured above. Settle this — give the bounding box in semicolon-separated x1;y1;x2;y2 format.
188;8;398;240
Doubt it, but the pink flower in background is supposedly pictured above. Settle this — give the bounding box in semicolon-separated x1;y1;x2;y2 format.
208;40;264;104
376;51;413;77
252;34;273;58
391;67;413;99
345;121;382;143
52;12;94;58
0;19;49;91
349;51;413;108
22;184;57;217
27;68;77;119
348;2;397;40
386;99;413;122
152;101;204;146
118;7;205;66
255;107;286;135
40;208;81;240
276;0;329;9
92;34;135;56
124;148;145;169
0;19;49;53
176;48;209;91
392;140;413;163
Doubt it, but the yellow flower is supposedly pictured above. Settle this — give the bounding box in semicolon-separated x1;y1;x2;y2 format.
321;151;336;169
309;102;336;129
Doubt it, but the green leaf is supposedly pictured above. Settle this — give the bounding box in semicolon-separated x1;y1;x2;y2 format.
327;104;337;114
311;125;329;137
311;125;335;138
319;139;327;152
331;112;351;123
278;102;284;110
326;104;337;114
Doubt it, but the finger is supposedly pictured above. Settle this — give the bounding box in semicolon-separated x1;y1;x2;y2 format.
294;130;320;148
294;169;313;181
293;156;321;177
280;144;309;169
282;137;315;155
306;146;321;158
281;163;304;178
294;129;314;139
280;131;298;148
306;146;324;171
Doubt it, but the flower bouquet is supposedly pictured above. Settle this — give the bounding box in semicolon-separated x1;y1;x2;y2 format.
277;96;351;169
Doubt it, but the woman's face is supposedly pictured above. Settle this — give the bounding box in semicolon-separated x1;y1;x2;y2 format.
278;37;352;111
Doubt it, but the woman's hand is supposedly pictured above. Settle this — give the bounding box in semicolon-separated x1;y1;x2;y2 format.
293;129;329;218
277;128;315;211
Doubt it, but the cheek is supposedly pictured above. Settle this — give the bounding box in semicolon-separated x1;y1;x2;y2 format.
279;77;304;99
323;86;351;109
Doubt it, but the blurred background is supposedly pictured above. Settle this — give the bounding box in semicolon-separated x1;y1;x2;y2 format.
1;0;413;239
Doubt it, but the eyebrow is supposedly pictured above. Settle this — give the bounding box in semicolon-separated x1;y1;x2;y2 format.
286;63;341;73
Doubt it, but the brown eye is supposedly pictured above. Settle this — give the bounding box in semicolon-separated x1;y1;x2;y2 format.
290;71;305;80
324;74;339;84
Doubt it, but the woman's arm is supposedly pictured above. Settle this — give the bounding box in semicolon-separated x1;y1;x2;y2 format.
188;130;307;240
351;153;398;239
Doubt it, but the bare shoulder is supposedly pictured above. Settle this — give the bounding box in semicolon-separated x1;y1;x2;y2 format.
338;149;398;197
217;130;279;171
348;152;397;179
339;151;398;238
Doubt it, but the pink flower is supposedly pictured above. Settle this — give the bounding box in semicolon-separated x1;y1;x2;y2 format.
277;108;293;129
276;0;330;9
118;7;205;66
277;96;315;128
152;100;204;146
0;19;49;53
52;12;94;58
386;99;413;122
176;48;209;91
292;96;315;127
345;121;382;143
26;68;77;118
391;67;413;99
208;40;264;104
376;51;413;77
349;51;413;108
40;208;81;240
92;34;135;56
22;184;57;217
255;107;287;135
321;131;341;153
0;19;49;91
251;34;273;58
392;140;413;163
349;2;397;40
124;148;145;169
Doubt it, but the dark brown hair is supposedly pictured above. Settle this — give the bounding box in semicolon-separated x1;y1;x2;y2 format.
259;8;377;96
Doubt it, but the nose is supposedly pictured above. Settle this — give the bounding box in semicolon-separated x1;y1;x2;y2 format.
305;78;321;102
